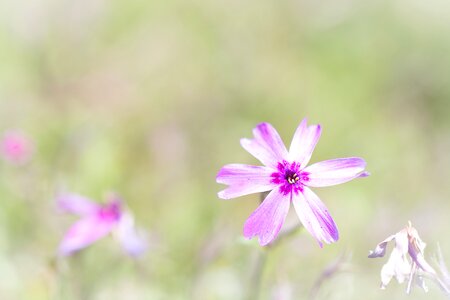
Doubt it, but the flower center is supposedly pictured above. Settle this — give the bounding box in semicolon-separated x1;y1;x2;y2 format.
271;160;309;196
285;171;300;184
98;201;122;221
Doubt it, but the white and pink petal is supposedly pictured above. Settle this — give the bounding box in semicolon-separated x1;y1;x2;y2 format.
303;157;367;187
57;193;101;216
117;213;148;257
243;189;290;246
292;187;338;247
240;123;288;168
216;164;277;199
288;119;321;168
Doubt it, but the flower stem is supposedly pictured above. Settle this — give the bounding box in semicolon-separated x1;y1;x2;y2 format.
435;277;450;297
309;252;351;299
248;250;267;300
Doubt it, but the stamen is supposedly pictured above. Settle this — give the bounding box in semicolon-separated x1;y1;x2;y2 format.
271;160;305;195
287;173;300;184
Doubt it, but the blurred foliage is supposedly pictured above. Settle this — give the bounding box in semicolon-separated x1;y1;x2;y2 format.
0;0;449;299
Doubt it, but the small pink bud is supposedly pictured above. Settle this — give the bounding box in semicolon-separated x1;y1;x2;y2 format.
1;130;34;165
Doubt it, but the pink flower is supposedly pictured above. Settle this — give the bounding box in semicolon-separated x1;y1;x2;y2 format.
368;222;437;293
58;193;147;257
1;130;34;165
216;119;368;246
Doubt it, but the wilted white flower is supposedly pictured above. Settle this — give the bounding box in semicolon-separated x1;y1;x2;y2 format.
368;222;437;294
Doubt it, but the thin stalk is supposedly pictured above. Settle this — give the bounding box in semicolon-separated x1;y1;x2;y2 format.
309;252;350;300
248;250;268;300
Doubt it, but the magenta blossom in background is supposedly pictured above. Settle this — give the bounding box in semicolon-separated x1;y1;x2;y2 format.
216;119;368;246
1;130;34;165
58;193;147;257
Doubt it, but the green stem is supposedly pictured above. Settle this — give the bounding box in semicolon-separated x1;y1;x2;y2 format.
248;250;267;300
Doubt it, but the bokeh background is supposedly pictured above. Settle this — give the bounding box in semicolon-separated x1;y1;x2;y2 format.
0;0;449;299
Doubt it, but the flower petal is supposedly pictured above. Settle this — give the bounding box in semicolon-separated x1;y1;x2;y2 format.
368;234;396;258
57;193;100;216
409;246;437;275
292;187;338;247
303;157;367;187
394;231;409;255
216;164;277;199
380;232;411;288
288;119;321;168
380;251;410;288
240;122;288;168
407;227;437;275
243;189;290;246
117;213;148;257
58;216;117;256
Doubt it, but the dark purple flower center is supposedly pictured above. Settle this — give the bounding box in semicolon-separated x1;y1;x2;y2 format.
98;201;122;221
285;170;300;184
271;160;309;196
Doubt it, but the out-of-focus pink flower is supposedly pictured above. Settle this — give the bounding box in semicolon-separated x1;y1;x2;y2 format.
1;130;34;165
58;193;147;257
116;212;148;257
368;222;437;293
216;119;368;246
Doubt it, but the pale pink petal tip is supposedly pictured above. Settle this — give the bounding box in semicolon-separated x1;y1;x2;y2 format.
57;193;100;216
243;190;290;246
117;213;148;257
359;171;370;178
240;122;288;169
292;188;339;246
288;119;322;167
303;157;367;187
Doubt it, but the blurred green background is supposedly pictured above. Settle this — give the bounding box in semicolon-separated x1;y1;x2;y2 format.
0;0;449;299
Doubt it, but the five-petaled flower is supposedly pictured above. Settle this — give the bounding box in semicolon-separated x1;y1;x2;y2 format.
58;193;147;257
216;119;368;246
368;221;437;293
